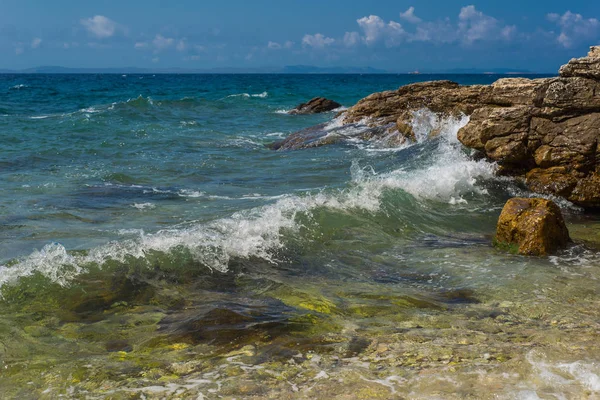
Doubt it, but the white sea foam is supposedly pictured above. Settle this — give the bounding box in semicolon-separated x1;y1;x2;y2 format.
506;351;600;398
132;202;156;210
10;84;28;90
353;111;497;204
225;92;268;99
0;109;499;288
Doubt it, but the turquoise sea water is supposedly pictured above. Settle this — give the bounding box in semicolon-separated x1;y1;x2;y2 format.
2;73;600;399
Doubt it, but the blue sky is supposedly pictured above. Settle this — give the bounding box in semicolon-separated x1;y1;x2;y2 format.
1;0;599;71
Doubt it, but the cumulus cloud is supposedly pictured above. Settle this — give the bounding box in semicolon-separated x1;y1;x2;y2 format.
81;15;117;39
268;41;282;49
343;31;361;47
302;33;335;48
345;6;515;48
152;34;174;50
268;40;293;50
31;38;42;49
547;11;600;48
176;39;186;52
458;5;502;44
357;15;406;46
400;7;422;24
135;35;196;54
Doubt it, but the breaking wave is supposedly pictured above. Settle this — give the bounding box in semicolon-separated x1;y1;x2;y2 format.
224;91;268;99
0;109;499;290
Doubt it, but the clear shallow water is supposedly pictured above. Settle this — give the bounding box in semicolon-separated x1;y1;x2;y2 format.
2;73;600;399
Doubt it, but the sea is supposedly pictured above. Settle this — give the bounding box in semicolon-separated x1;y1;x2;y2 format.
2;73;600;399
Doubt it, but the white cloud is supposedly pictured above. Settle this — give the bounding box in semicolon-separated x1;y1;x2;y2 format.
153;34;174;50
458;5;501;44
268;41;282;49
176;39;186;52
356;15;407;47
134;42;148;49
501;25;517;40
343;31;361;47
152;57;160;63
411;19;457;43
302;33;335;48
81;15;117;39
268;40;294;50
400;7;422;24
15;46;24;55
31;38;42;48
547;11;600;48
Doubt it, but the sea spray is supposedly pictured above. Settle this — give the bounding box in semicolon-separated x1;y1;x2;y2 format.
0;110;498;289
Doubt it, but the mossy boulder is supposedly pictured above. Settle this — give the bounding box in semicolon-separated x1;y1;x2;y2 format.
495;197;570;256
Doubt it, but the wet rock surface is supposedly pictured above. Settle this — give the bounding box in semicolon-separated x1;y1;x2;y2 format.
495;197;570;256
288;97;342;115
273;46;600;209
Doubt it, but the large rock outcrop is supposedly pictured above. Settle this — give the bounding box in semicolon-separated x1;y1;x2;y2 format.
272;46;600;209
495;198;570;256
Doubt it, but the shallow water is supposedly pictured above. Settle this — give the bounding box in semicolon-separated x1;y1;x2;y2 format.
2;73;600;399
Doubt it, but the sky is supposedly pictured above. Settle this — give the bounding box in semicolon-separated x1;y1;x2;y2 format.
1;0;600;72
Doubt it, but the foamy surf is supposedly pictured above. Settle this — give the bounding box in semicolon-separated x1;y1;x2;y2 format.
224;91;268;99
0;110;500;289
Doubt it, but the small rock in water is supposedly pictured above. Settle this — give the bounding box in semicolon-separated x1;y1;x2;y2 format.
288;97;342;115
495;197;570;256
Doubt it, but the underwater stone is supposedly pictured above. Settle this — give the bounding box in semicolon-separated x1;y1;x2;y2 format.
495;197;570;256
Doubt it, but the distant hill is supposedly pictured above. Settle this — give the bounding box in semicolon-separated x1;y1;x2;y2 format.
0;65;388;74
0;65;549;74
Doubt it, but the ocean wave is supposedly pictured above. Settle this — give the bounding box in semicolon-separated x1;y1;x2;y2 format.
132;202;156;210
0;186;384;289
351;112;497;204
9;84;28;90
0;109;502;289
223;91;268;100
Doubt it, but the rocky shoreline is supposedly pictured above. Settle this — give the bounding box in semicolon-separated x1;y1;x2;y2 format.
274;46;600;210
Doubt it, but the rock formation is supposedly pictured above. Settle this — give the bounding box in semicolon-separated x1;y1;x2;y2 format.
272;46;600;209
495;198;570;256
288;97;342;115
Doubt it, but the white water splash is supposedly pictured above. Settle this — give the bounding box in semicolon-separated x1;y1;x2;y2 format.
0;109;499;288
225;91;268;99
353;111;497;204
506;351;600;399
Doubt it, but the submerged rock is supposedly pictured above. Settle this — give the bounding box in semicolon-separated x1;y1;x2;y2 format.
288;97;342;115
495;198;570;256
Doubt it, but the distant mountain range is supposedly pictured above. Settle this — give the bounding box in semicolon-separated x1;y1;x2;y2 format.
0;65;548;74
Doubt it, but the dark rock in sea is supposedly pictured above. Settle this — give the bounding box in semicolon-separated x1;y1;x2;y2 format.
288;97;342;115
269;122;394;151
495;197;570;256
273;45;600;209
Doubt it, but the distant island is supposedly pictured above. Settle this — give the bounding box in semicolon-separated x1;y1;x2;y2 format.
0;65;546;74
